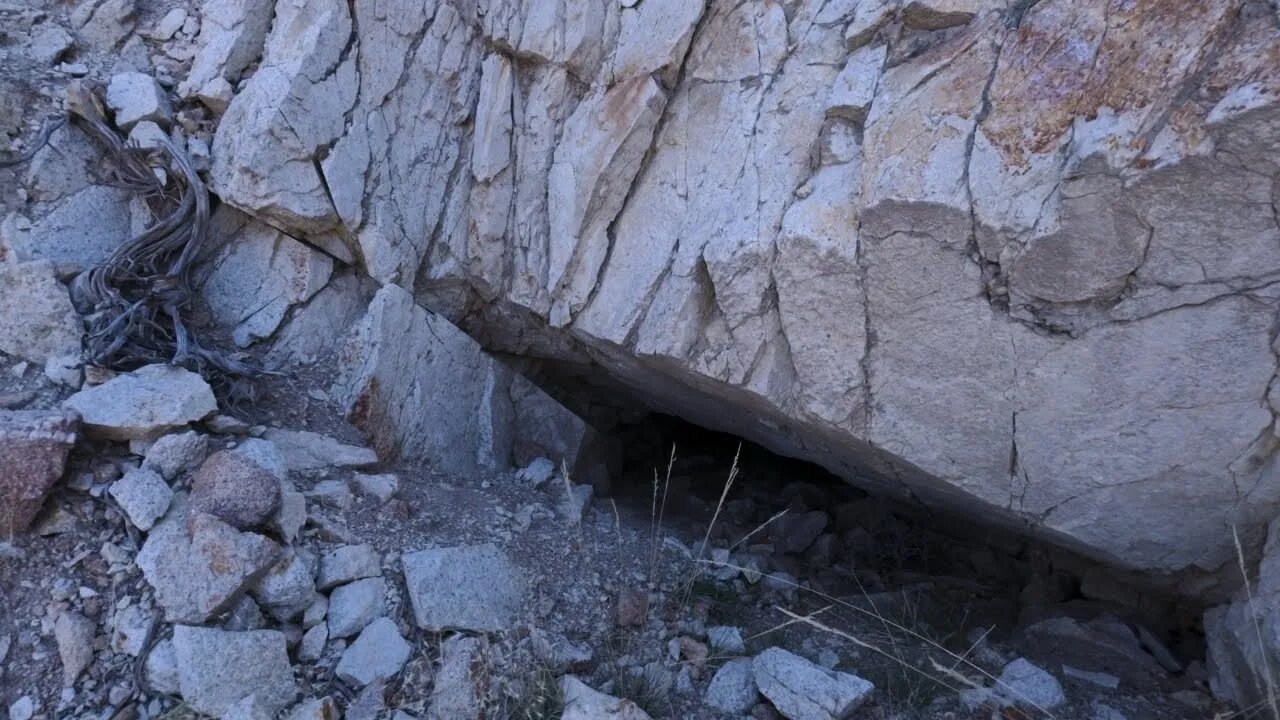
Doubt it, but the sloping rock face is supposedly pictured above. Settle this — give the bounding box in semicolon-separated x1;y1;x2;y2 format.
212;0;1280;584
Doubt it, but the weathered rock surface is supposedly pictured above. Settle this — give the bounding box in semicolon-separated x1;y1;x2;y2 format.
1207;517;1280;710
327;577;386;639
705;658;757;714
179;0;273;101
260;428;376;473
171;625;297;717
64;365;216;440
334;285;605;480
754;647;874;720
209;0;1280;584
334;618;410;688
426;636;484;720
190;448;282;530
401;543;525;632
0;261;83;364
0;410;78;534
53;612;95;686
316;544;381;591
560;676;652;720
142;431;208;480
137;505;281;623
108;467;172;531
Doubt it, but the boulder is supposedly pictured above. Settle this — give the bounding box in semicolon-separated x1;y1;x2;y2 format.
190;448;282;530
64;364;217;440
137;505;281;623
334;618;410;687
171;626;297;717
401;543;525;632
753;647;874;720
0;261;83;364
0;410;78;534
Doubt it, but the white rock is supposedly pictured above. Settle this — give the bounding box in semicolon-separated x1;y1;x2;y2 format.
316;544;381;591
7;697;34;720
705;658;757;714
43;354;82;389
992;658;1066;711
261;428;376;473
30;25;73;64
105;72;173;129
127;120;170;150
560;676;652;720
111;604;154;657
402;543;525;632
0;261;83;364
327;577;386;639
251;549;317;622
348;473;398;502
827;43;885;122
145;639;181;694
64;364;217;441
54;612;95;685
108;467;172;531
334;618;410;687
150;8;187;40
143;431;209;480
426;635;484;720
297;624;327;663
753;647;874;720
4;185;132;268
171;626;296;717
180;0;273;98
516;458;556;487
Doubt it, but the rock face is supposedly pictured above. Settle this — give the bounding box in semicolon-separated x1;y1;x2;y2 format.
334;285;606;481
1206;517;1280;710
0;410;79;534
211;0;1280;582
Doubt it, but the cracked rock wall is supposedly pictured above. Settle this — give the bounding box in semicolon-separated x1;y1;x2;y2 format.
211;0;1280;586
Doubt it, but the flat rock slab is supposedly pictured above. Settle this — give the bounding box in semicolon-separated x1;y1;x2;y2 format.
262;428;377;473
171;625;296;717
0;260;83;364
316;543;381;591
64;364;217;440
705;658;758;714
0;410;79;534
137;505;281;623
401;543;525;632
335;618;410;687
560;676;653;720
753;647;874;720
327;576;386;639
108;467;172;531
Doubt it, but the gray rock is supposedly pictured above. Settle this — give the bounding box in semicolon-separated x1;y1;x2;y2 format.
70;0;135;49
111;604;154;657
20;124;98;203
708;626;746;655
705;658;757;714
772;511;829;555
7;697;34;720
327;577;386;639
4;186;132;268
64;364;217;441
349;473;398;502
316;544;381;591
0;261;83;364
145;639;181;694
223;595;267;631
54;612;95;685
297;623;327;662
252;549;317;622
993;658;1066;712
142;431;209;480
1062;665;1120;689
221;694;274;720
137;506;281;623
108;467;173;531
302;594;328;629
753;647;874;720
402;543;525;632
190;448;282;530
560;677;652;720
261;428;377;473
308;480;353;511
179;0;274;99
427;636;484;720
275;480;307;543
516;457;556;487
105;72;173;129
43;354;82;388
0;410;78;534
284;697;339;720
30;25;73;64
171;625;297;717
335;618;411;687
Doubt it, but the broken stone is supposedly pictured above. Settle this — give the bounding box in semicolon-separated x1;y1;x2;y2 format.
190;448;282;530
302;595;328;629
827;44;885;123
222;694;274;720
349;473;398;502
708;626;746;655
402;543;525;632
108;467;172;531
261;428;377;473
327;577;386;640
334;618;411;687
142;430;209;480
180;0;274;98
298;623;327;662
308;480;353;511
150;8;187;40
560;676;652;720
516;457;556;487
753;647;874;720
171;625;297;717
43;355;82;389
145;639;180;694
992;658;1066;711
426;635;484;720
223;595;268;631
0;261;83;364
54;612;95;686
30;25;74;65
105;72;173;130
137;506;281;623
0;410;78;534
111;604;154;657
64;364;217;441
706;659;757;714
316;544;381;591
275;480;307;544
71;0;135;50
252;549;317;622
284;697;339;720
195;77;235;113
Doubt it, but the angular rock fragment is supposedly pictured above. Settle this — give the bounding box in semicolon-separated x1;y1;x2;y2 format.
0;410;78;534
54;612;95;685
753;647;874;720
108;467;172;531
261;428;377;473
560;676;652;720
171;625;297;717
426;635;485;720
0;261;83;364
316;544;381;591
251;549;317;622
4;185;133;267
137;506;281;623
335;618;410;687
298;624;327;662
190;448;282;530
327;577;386;640
179;0;274;100
402;543;525;632
105;72;173;129
64;365;217;440
142;431;208;480
705;658;757;714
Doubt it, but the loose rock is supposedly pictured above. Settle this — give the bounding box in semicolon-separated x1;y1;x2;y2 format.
53;611;95;685
327;577;386;639
402;543;525;632
753;647;874;720
108;467;172;531
190;448;283;530
0;410;78;534
0;261;83;364
316;544;381;591
334;618;411;687
706;658;758;714
171;625;297;717
105;72;173;129
262;428;377;473
560;676;652;720
252;549;317;622
64;364;217;440
426;636;484;720
142;430;209;480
